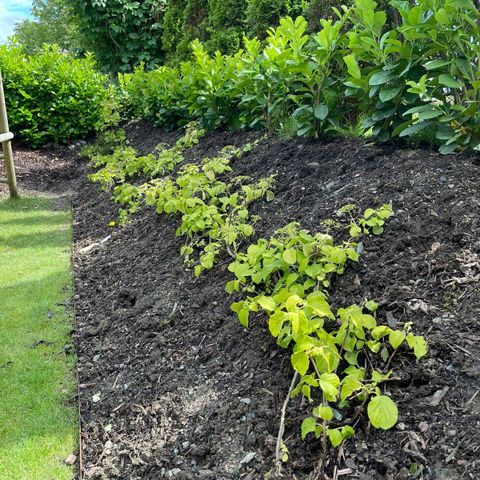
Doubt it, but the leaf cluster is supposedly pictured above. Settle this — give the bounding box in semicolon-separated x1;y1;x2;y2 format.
227;206;428;448
87;125;275;276
87;122;205;189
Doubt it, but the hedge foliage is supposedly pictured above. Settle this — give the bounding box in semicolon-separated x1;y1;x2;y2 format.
0;44;111;146
71;0;165;72
119;0;480;153
161;0;313;62
58;0;343;70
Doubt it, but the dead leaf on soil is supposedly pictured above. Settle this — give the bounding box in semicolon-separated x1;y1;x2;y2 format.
428;386;450;407
409;299;437;314
444;249;480;286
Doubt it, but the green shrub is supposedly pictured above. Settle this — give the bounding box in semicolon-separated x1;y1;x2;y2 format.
343;0;480;152
0;44;111;147
119;0;480;153
119;63;190;128
72;0;164;72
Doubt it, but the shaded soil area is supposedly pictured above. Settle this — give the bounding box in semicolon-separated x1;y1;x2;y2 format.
69;124;479;479
0;144;77;197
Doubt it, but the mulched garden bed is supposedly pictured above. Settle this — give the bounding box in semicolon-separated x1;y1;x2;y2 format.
25;124;480;479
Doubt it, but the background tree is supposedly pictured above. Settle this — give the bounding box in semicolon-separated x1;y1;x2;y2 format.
13;0;83;54
71;0;165;72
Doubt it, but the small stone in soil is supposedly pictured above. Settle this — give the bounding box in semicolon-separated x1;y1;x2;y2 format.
64;454;77;465
240;452;256;464
168;468;182;477
419;421;429;433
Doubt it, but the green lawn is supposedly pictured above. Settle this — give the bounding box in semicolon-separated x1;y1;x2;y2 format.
0;196;77;480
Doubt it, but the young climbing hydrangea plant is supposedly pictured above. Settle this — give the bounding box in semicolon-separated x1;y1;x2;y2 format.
227;205;427;452
86;124;275;277
88;122;206;189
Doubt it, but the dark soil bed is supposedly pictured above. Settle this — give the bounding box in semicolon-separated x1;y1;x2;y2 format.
71;124;480;480
0;144;76;197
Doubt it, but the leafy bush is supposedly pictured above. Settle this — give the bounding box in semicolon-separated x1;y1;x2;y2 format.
228;206;427;454
119;15;348;136
0;44;111;146
72;0;164;72
343;0;480;151
119;63;189;127
118;0;480;153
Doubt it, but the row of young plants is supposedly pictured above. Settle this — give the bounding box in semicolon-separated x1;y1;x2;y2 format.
85;126;427;460
228;206;427;465
119;0;480;153
87;124;275;276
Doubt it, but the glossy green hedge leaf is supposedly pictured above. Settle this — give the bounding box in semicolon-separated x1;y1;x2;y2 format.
369;71;392;86
399;121;434;137
368;395;398;430
343;54;361;79
438;74;463;88
314;104;329;121
379;86;402;102
424;59;451;70
434;8;449;24
439;143;458;155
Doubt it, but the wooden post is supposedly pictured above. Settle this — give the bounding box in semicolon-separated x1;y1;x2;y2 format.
0;70;18;199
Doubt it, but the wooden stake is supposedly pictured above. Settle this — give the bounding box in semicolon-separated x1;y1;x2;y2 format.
0;70;18;199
